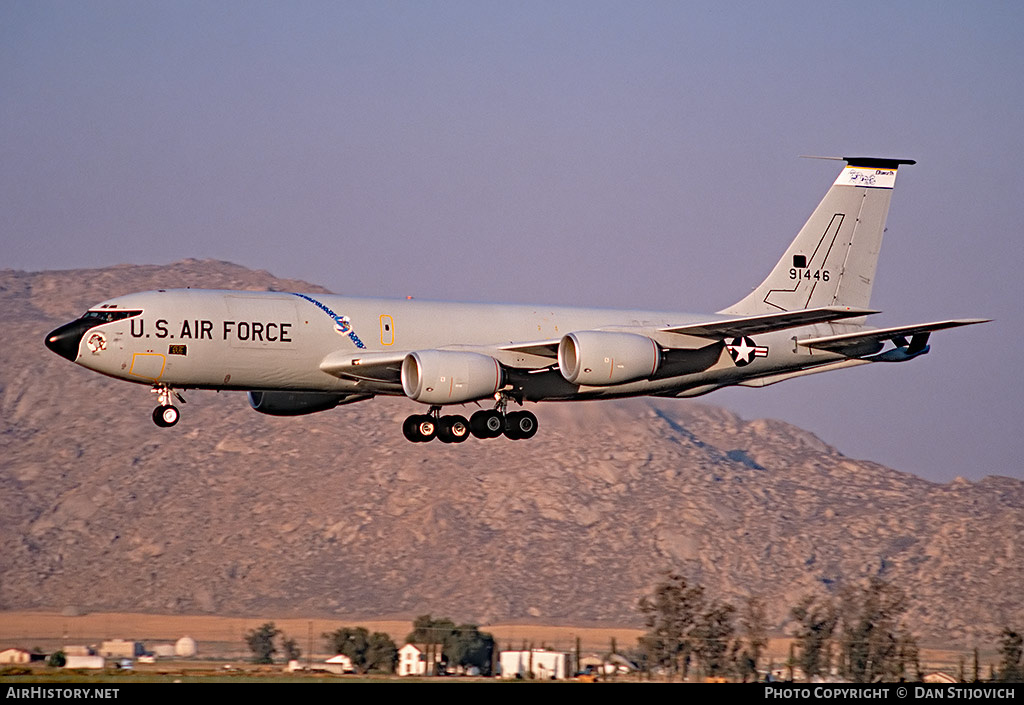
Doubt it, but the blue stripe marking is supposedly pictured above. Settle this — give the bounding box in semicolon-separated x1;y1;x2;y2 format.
291;293;367;349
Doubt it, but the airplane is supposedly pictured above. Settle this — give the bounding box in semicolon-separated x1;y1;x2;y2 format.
45;157;987;443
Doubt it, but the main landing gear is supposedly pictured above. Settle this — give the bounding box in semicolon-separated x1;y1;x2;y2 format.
402;397;538;443
151;385;184;428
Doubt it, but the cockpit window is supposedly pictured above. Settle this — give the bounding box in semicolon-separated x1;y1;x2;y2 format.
82;309;143;323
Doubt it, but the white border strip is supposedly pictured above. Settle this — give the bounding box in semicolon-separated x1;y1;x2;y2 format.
834;165;898;189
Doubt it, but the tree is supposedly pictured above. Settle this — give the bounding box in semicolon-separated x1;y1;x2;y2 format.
692;600;737;678
736;647;758;683
998;628;1023;682
245;622;280;664
791;594;837;682
835;578;911;682
446;624;496;675
637;572;705;679
405;615;455;675
897;630;921;682
281;634;301;662
366;632;398;674
404;616;494;675
324;626;398;673
406;614;456;645
325;626;370;672
47;650;66;668
739;596;769;682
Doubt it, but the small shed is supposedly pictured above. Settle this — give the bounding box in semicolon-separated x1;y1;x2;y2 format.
65;655;105;670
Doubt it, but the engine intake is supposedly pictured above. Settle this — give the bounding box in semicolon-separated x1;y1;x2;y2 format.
558;331;661;386
401;350;503;405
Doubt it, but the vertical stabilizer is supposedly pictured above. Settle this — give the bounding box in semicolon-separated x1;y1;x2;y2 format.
722;157;915;316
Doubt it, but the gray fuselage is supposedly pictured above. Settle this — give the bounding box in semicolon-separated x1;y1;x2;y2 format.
53;288;845;404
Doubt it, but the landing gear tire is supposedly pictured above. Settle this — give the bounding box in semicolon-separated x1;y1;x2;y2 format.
504;410;537;440
402;415;420;442
470;409;504;439
402;406;535;442
403;414;437;442
438;415;470;444
153;405;180;428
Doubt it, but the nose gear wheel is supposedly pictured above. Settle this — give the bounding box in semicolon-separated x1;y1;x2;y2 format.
151;385;185;427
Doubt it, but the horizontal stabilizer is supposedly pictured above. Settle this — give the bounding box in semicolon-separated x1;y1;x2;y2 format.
661;306;877;339
738;358;873;387
798;319;990;353
841;156;916;170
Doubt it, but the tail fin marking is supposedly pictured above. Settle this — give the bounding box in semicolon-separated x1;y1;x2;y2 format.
722;157;915;316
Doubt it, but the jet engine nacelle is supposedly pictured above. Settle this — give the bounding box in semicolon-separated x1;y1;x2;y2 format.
401;350;504;405
247;390;348;416
558;330;661;386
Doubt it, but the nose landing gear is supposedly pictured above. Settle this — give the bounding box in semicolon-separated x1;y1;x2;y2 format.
151;385;185;427
153;404;180;427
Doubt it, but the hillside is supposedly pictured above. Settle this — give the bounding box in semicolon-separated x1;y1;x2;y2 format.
1;261;1020;646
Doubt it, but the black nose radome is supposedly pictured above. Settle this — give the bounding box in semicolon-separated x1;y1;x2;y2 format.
45;319;94;362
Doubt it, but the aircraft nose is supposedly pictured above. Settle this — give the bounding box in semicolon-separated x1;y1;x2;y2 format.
45;319;92;362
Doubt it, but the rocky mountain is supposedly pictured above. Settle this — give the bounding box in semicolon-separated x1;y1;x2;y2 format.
1;261;1020;646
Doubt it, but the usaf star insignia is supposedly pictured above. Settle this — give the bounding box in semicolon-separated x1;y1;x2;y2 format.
726;336;768;366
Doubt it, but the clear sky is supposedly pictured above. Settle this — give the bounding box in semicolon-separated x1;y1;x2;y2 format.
3;1;1022;482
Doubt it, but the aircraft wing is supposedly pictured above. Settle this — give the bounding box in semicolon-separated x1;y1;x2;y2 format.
659;306;877;339
499;340;560;358
319;350;406;383
317;307;882;380
319;342;565;382
501;307;880;357
798;318;990;353
317;307;940;383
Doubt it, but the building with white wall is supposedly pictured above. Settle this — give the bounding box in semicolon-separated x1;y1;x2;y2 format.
397;643;443;676
499;649;570;680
